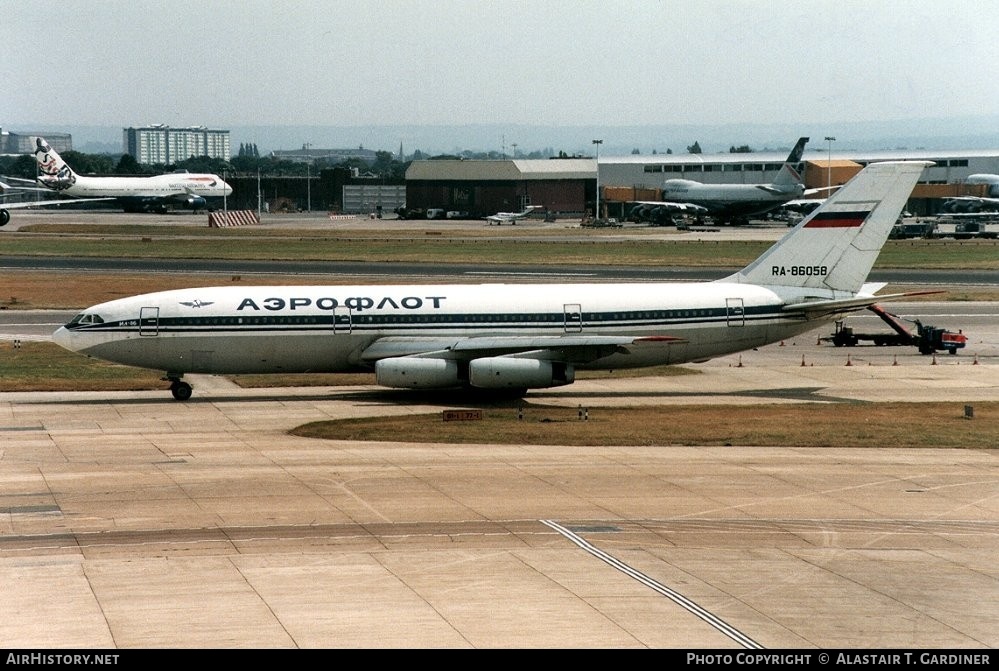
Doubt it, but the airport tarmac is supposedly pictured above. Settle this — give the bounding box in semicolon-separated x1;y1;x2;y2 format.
1;321;997;649
1;207;790;241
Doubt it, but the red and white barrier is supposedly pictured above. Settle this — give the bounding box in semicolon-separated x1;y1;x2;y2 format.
209;210;260;227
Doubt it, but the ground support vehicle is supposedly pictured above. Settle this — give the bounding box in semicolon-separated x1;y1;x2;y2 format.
823;305;967;355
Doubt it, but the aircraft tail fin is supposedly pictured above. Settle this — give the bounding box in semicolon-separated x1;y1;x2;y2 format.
31;137;77;190
772;136;808;188
722;160;932;295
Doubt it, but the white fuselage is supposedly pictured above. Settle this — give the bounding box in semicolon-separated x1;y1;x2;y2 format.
52;281;824;377
41;173;232;199
661;180;804;216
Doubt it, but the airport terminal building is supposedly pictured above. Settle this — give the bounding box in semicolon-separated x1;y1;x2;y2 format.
404;148;999;219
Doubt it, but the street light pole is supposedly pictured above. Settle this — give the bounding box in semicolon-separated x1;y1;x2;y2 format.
221;162;230;216
305;142;312;213
824;136;836;192
592;139;603;221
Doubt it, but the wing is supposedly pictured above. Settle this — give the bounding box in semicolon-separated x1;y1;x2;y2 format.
359;334;685;364
0;175;42;190
944;196;999;207
1;197;116;209
631;200;708;213
1;196;118;225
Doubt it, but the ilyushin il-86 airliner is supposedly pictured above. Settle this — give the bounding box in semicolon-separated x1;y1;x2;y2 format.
53;161;932;400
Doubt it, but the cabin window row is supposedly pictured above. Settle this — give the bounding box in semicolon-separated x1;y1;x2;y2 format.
644;163;789;174
156;308;726;328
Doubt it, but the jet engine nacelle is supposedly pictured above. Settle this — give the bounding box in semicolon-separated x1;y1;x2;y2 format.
374;356;576;390
180;195;208;210
375;357;460;389
468;357;574;389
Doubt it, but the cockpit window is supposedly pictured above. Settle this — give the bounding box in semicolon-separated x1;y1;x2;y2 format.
67;313;105;326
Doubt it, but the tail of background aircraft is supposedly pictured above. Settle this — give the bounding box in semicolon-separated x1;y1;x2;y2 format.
724;160;932;295
772;136;809;188
31;137;77;190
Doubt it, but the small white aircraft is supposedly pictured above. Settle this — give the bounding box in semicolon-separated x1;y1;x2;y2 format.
29;136;232;214
53;160;931;401
486;205;543;224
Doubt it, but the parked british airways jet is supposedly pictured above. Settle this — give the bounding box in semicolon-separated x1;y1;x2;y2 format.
940;173;999;213
634;136;817;225
31;136;232;214
53;161;930;400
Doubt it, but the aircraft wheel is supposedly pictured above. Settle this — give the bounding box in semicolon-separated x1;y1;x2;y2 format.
170;380;193;401
0;209;9;226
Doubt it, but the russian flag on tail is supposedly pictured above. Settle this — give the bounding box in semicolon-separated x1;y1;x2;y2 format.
804;211;870;228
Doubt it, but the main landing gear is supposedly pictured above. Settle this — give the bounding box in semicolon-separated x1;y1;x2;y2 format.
164;375;193;401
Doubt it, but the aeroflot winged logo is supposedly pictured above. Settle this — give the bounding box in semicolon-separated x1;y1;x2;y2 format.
179;300;214;308
804;210;871;228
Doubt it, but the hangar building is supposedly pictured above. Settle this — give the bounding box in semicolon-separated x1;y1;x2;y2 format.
404;158;594;218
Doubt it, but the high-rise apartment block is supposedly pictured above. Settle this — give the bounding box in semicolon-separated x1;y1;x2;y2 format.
123;125;230;164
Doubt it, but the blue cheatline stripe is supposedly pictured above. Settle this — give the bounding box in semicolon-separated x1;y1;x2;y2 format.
68;304;788;336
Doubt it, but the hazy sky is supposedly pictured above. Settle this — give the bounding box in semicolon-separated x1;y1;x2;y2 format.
4;0;996;130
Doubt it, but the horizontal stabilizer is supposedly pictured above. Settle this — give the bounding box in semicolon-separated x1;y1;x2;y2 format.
781;290;944;319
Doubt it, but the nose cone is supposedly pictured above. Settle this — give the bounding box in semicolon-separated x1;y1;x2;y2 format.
222;180;233;196
52;326;77;352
